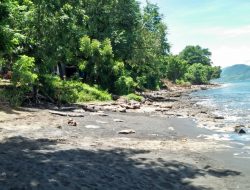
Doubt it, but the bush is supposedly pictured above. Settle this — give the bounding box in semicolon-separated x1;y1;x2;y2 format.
185;63;210;84
126;93;143;102
0;88;25;107
41;75;111;103
12;55;38;90
115;76;137;95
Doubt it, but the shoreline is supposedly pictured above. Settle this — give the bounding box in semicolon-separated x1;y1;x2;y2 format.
0;84;249;189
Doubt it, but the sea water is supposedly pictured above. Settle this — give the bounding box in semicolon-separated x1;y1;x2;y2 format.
192;81;250;142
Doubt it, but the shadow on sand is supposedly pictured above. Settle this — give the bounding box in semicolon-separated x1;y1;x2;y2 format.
0;136;241;190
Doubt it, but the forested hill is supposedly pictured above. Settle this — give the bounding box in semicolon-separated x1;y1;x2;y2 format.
0;0;221;105
218;64;250;82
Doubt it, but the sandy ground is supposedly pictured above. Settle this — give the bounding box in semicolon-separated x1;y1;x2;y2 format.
0;107;249;190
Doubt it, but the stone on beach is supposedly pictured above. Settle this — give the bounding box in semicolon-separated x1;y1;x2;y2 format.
68;119;77;126
118;129;136;134
113;119;125;122
234;125;247;134
85;125;101;129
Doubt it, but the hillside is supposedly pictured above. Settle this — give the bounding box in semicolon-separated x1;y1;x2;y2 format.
218;64;250;82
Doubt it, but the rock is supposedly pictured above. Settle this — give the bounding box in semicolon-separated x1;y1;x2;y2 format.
201;86;208;90
168;127;174;131
68;119;77;126
235;125;247;134
169;93;181;97
118;129;136;134
214;115;224;119
85;125;101;129
56;125;62;129
155;108;170;112
160;104;173;109
118;107;127;113
200;110;208;114
113;119;125;122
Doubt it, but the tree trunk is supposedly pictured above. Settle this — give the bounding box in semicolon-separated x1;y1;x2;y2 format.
58;63;66;80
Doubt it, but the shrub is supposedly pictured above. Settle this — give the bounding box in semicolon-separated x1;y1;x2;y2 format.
41;75;111;103
185;63;210;84
0;88;25;107
115;76;137;95
176;79;191;87
12;55;38;90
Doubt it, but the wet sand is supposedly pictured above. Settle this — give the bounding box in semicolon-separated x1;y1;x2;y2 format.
0;107;249;190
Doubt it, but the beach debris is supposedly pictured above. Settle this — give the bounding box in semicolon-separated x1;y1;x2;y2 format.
234;125;247;134
118;129;136;134
68;119;77;126
113;119;125;122
85;125;100;129
49;111;84;117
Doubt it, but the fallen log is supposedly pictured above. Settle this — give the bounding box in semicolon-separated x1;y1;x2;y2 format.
49;111;84;117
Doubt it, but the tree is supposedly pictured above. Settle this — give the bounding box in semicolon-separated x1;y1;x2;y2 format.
79;35;126;91
164;55;187;83
127;1;170;89
185;63;212;84
30;0;88;76
179;45;212;66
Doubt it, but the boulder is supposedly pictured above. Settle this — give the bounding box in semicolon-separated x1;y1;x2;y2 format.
234;125;247;134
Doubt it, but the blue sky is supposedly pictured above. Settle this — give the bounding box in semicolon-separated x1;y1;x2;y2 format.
139;0;250;67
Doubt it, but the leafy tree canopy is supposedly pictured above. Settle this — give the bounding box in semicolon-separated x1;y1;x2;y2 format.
179;45;212;66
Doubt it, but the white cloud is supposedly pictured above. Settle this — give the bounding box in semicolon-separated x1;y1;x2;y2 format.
211;46;250;68
197;25;250;38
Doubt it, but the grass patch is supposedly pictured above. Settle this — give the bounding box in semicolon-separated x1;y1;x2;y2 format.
126;93;143;102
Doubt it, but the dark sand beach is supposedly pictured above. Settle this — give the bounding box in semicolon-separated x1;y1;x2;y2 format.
0;87;249;190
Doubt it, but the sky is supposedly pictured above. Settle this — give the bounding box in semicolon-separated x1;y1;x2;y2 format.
139;0;250;68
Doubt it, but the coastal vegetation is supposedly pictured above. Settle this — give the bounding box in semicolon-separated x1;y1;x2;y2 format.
0;0;221;105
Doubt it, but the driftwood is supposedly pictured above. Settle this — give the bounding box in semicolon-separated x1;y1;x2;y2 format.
49;111;84;117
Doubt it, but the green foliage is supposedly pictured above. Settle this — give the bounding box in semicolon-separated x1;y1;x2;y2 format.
126;93;143;102
115;76;137;95
210;66;221;79
41;75;111;103
179;45;212;66
164;55;187;83
176;79;191;86
12;55;38;89
185;63;212;84
0;0;221;106
0;88;25;107
79;36;125;91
